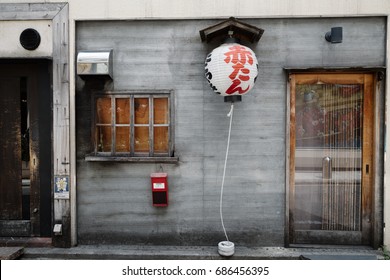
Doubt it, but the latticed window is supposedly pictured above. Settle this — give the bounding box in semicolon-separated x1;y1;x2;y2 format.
92;91;174;158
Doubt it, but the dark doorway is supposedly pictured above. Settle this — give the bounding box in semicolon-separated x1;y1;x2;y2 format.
0;60;52;237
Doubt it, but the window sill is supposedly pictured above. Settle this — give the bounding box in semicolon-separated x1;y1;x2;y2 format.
84;155;179;164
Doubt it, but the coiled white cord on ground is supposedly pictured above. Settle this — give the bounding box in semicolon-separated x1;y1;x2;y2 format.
220;103;234;242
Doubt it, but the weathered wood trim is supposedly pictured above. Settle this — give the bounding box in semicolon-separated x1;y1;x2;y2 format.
293;73;366;85
293;230;362;245
0;3;65;20
199;17;264;43
149;96;154;157
384;15;390;249
285;74;292;247
284;67;386;73
373;71;385;248
361;74;375;244
111;96;116;154
85;155;179;164
130;95;135;156
52;3;71;248
288;73;296;244
52;4;70;176
95;89;173;95
169;90;175;157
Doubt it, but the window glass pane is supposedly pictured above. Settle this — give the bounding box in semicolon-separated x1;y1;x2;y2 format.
116;127;130;152
135;98;149;124
294;84;363;231
97;126;112;152
154;98;168;124
96;98;112;124
154;127;168;153
116;98;130;124
134;127;149;153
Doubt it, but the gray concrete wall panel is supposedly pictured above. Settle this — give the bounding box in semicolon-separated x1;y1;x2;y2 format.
75;17;385;245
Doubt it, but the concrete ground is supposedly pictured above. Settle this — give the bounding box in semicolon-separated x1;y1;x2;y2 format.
17;245;384;260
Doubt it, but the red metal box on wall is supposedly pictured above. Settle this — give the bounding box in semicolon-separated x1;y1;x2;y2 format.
151;173;168;207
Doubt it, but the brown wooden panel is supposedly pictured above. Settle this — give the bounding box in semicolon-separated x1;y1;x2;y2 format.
96;97;112;124
135;98;149;124
116;127;130;152
134;127;149;152
289;74;296;244
0;78;22;220
361;74;374;244
294;73;365;85
116;98;130;124
154;98;168;124
154;127;168;153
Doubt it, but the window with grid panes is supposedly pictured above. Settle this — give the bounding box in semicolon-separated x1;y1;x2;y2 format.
92;92;174;158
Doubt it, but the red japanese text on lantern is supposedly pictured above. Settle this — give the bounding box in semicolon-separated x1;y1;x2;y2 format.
224;45;254;95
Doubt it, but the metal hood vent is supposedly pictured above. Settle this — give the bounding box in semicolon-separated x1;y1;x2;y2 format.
77;50;113;79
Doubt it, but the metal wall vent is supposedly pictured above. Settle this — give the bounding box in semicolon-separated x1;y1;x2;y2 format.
77;50;113;79
20;28;41;51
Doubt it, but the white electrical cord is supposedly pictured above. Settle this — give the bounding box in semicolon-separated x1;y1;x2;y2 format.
220;103;234;242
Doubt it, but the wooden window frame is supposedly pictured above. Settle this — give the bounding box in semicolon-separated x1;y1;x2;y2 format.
85;90;178;163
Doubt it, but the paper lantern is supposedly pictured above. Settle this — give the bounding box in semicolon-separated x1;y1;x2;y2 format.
205;43;258;97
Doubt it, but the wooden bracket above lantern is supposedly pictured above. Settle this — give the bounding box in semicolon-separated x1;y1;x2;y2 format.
199;17;264;44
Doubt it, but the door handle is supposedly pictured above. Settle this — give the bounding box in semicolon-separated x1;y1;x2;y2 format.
322;156;332;179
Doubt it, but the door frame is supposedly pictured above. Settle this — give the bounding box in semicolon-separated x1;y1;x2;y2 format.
285;70;384;248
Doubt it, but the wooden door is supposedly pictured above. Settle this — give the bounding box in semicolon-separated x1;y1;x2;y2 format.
0;62;52;237
0;78;22;220
289;73;375;245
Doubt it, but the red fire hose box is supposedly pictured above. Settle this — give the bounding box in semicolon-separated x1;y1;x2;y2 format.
151;173;168;207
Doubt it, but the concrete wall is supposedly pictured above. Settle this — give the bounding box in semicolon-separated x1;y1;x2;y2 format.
2;0;388;19
75;17;386;245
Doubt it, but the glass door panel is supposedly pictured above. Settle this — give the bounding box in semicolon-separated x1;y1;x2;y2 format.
294;84;362;231
289;73;374;245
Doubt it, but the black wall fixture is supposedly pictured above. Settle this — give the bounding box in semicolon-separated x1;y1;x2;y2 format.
325;27;343;43
20;28;41;50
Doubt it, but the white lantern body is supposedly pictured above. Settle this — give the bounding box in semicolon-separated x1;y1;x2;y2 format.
205;43;258;97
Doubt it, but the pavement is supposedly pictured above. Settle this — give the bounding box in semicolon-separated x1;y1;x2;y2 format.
0;247;24;260
16;245;384;260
